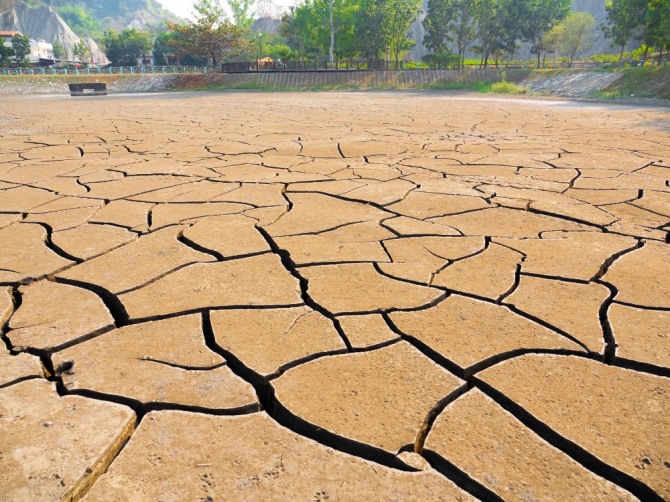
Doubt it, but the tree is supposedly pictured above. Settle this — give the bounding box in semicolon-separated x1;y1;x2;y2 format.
646;0;670;61
353;0;419;66
280;5;323;61
12;33;31;65
602;0;646;63
520;0;571;68
0;44;13;67
227;0;256;30
166;0;251;66
52;40;66;61
282;0;357;62
423;0;459;55
452;0;477;68
103;29;153;66
355;0;392;61
546;11;597;67
154;30;209;65
386;0;422;66
72;40;91;63
472;0;520;68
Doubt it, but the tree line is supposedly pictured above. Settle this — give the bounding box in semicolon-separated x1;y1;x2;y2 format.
95;0;669;68
0;34;31;67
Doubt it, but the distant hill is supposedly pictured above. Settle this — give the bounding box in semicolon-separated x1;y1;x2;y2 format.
1;0;183;39
0;0;108;62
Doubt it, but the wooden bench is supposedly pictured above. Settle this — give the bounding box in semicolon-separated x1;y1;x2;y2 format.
68;82;107;96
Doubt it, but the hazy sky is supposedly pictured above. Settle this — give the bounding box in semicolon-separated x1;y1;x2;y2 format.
156;0;295;20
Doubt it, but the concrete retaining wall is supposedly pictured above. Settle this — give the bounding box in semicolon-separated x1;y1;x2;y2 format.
172;69;531;90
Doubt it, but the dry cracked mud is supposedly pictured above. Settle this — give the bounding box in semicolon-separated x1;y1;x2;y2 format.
0;92;668;501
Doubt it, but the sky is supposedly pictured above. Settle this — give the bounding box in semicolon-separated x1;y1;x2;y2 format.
156;0;295;21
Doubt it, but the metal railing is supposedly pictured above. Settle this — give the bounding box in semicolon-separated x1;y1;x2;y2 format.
0;65;217;76
222;59;668;72
222;60;404;72
1;59;666;76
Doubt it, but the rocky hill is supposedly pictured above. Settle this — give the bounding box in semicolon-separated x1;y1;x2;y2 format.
0;0;108;63
1;0;181;38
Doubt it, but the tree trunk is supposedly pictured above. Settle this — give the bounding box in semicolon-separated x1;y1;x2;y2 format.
536;50;542;69
329;0;334;64
618;44;625;64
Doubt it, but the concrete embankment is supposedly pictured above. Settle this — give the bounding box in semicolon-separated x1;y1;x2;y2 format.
1;68;668;104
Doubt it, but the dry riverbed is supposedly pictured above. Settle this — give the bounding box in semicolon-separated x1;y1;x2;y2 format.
0;92;668;500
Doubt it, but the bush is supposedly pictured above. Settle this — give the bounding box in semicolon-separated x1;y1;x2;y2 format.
489;81;528;93
422;52;460;67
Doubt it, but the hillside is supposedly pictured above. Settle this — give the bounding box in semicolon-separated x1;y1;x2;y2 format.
1;0;182;38
0;0;108;63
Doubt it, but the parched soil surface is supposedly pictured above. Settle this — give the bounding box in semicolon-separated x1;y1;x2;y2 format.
1;92;668;501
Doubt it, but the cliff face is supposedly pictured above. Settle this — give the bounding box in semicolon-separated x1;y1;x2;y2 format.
0;0;108;63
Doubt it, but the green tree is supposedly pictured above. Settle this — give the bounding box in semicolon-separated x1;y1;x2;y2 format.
283;0;357;61
154;30;208;65
355;0;392;61
386;0;422;66
546;11;597;67
423;0;459;55
280;5;322;61
52;40;66;61
166;0;251;66
227;0;256;30
520;0;571;68
103;29;153;66
0;44;14;67
72;40;92;62
646;0;670;60
472;0;520;68
602;0;646;63
452;0;477;68
12;33;31;65
354;0;419;65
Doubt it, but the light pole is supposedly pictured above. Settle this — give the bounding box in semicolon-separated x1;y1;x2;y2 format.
259;33;263;60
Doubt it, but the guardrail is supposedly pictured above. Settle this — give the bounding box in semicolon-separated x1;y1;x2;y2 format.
0;66;217;76
1;59;666;76
223;59;668;72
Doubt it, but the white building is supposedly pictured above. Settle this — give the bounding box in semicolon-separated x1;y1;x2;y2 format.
29;39;54;61
1;31;54;63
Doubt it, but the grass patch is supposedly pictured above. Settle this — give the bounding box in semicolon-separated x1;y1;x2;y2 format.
424;79;529;94
424;80;491;92
489;81;528;93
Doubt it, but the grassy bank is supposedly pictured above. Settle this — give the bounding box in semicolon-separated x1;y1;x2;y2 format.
598;66;670;100
423;80;529;94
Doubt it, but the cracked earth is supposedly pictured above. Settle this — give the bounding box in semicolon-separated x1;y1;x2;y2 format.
0;92;669;501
